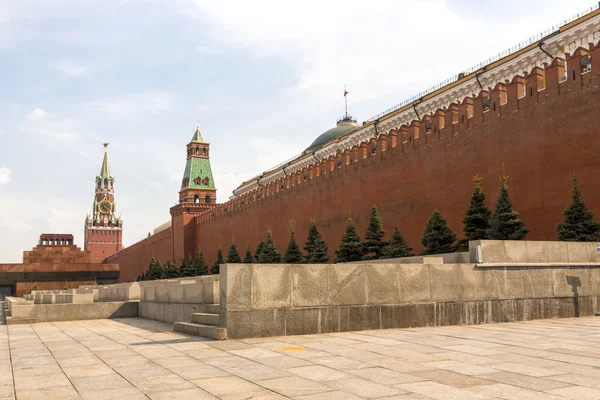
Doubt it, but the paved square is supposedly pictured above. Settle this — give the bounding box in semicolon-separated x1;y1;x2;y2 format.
1;317;599;399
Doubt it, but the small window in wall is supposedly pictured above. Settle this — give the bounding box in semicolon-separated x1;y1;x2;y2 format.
194;195;200;204
581;55;591;73
203;147;207;155
205;195;211;203
530;87;533;97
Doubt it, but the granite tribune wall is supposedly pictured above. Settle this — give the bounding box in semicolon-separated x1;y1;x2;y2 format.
220;241;600;339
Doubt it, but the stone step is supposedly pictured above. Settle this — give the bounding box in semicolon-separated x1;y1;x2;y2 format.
6;317;37;325
174;322;227;340
190;312;219;326
203;304;220;314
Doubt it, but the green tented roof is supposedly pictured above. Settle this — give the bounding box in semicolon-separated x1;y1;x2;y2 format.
191;126;206;143
98;150;113;180
181;157;216;190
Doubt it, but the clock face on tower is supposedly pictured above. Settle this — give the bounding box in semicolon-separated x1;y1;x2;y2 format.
98;199;113;214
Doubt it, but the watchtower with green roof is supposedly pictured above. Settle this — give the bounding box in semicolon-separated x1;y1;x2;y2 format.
178;124;217;204
170;125;218;261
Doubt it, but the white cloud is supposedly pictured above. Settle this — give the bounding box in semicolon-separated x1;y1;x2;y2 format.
55;60;91;76
85;92;175;116
28;107;48;120
213;171;254;201
0;167;12;185
48;208;80;233
23;107;83;146
250;136;299;172
188;0;465;106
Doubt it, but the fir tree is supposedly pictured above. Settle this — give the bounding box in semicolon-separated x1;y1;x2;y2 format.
161;260;179;279
463;175;491;240
194;252;208;276
335;218;364;262
254;239;265;262
258;230;282;263
212;249;224;274
283;223;303;264
179;257;196;277
147;258;163;280
309;237;330;263
486;176;528;240
557;176;600;241
382;226;413;258
227;242;242;263
421;210;457;255
243;247;254;263
303;220;323;263
362;204;387;259
179;257;194;277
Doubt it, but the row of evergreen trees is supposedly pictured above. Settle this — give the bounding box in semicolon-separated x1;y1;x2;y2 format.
137;174;599;279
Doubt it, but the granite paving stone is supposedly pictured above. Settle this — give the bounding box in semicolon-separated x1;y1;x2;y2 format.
256;376;332;397
325;376;407;398
1;317;599;399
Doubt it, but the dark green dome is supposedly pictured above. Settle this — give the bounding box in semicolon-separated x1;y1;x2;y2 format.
304;116;358;154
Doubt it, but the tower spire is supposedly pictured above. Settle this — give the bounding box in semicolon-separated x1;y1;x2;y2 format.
99;143;111;179
191;124;205;143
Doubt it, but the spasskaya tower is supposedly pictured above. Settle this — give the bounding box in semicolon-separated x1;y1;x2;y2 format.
84;143;123;262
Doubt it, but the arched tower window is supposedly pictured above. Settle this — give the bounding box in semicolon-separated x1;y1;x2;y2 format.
196;146;200;154
205;195;211;204
203;147;207;155
104;178;108;187
194;194;200;204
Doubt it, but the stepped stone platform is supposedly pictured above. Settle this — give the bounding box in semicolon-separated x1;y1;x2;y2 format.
1;317;600;399
174;303;226;340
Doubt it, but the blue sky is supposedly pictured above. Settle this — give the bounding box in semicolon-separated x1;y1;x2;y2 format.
0;0;596;262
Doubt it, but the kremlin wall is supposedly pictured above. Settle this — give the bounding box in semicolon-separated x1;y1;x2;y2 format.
107;9;600;283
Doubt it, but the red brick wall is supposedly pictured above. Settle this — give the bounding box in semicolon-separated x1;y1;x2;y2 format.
109;50;600;271
193;53;600;264
106;228;173;282
86;229;123;263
